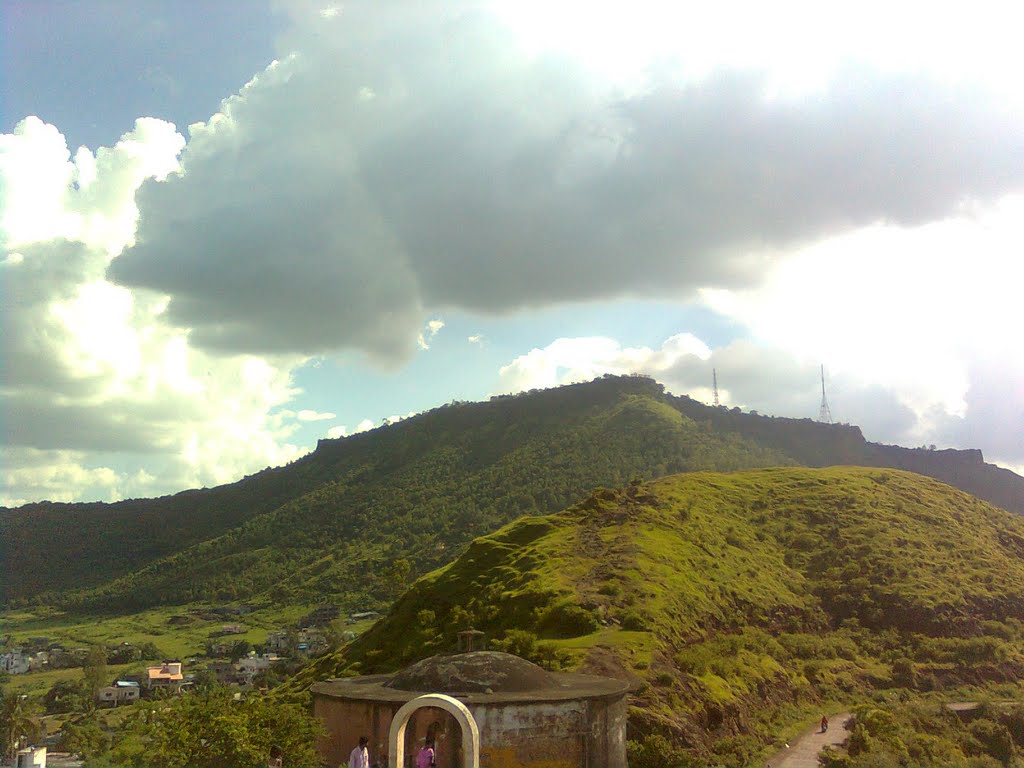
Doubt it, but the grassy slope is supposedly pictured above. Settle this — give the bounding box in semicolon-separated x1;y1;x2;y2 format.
284;467;1024;764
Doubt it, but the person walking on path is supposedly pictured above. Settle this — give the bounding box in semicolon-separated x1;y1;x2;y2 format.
820;715;829;733
767;711;850;768
348;736;370;768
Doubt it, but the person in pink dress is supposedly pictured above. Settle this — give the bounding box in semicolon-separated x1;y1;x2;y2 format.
416;739;435;768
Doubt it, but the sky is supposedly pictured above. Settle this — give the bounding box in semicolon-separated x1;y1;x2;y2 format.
2;0;1023;506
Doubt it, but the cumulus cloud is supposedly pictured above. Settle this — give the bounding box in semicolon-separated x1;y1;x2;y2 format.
497;325;1020;470
497;334;709;394
1;117;307;504
295;409;336;421
416;318;446;350
699;200;1024;465
105;2;1024;363
326;418;376;439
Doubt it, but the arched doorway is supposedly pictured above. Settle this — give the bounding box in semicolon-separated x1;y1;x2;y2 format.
388;694;479;768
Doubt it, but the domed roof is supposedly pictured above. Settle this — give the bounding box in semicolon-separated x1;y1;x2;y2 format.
385;651;557;694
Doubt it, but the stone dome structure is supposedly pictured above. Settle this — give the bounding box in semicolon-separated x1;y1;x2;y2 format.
312;651;630;768
385;651;556;694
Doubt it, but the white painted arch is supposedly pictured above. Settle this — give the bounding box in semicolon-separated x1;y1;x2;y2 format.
388;693;480;768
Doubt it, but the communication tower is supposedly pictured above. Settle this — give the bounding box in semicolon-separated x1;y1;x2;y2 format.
713;368;720;407
818;364;832;424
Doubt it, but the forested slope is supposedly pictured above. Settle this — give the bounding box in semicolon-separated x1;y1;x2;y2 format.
50;384;793;611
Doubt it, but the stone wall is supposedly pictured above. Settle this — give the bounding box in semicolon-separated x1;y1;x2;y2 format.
314;695;627;768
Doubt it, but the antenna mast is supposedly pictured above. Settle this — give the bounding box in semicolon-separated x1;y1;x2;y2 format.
818;364;833;424
713;368;720;407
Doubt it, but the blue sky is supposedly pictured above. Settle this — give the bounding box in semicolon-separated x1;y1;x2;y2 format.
2;0;1023;504
2;1;283;151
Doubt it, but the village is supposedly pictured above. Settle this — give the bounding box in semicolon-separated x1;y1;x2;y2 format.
1;605;381;706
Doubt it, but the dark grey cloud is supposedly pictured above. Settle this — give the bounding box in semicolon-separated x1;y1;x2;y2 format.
109;3;1024;360
2;394;168;452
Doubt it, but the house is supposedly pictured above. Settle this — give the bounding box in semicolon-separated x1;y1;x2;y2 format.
1;649;30;675
14;745;47;768
347;611;381;624
97;680;141;707
264;631;290;652
146;661;184;690
27;651;49;672
207;660;239;685
301;605;340;627
297;628;327;655
234;653;280;686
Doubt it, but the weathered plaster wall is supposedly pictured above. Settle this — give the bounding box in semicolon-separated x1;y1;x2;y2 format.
315;695;627;768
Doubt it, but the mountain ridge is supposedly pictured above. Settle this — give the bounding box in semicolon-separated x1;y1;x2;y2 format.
2;375;1021;608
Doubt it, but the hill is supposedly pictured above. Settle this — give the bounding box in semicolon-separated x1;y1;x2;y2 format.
2;375;1021;610
284;467;1024;765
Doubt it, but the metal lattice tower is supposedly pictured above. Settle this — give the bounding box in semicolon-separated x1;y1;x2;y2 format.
818;364;833;424
713;368;720;407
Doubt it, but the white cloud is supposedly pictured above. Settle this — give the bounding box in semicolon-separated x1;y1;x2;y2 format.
0;118;309;503
699;199;1024;465
325;417;378;440
497;320;1022;470
416;318;446;350
468;334;484;345
497;334;709;394
296;409;336;421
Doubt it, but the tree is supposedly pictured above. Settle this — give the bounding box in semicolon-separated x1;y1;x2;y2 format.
132;689;322;768
44;679;89;715
82;645;108;700
383;558;412;598
61;716;111;761
228;640;252;662
1;692;42;761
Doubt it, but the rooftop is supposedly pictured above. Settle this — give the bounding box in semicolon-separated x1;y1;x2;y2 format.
313;651;630;704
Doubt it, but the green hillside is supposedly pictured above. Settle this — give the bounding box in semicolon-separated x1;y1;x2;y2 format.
51;381;794;612
286;467;1024;765
3;375;1022;611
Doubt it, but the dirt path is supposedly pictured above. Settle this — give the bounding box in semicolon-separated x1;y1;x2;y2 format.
765;713;851;768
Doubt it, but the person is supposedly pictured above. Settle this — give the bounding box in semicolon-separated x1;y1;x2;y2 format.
416;739;436;768
820;715;829;733
348;736;370;768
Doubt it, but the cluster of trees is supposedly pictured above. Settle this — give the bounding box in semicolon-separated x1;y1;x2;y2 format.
61;689;322;768
822;700;1024;767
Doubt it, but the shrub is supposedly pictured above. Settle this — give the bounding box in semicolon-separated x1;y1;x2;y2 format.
621;610;651;632
536;602;599;637
968;719;1015;766
626;734;693;768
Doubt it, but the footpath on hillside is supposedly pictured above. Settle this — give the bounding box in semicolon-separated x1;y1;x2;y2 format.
766;712;851;768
